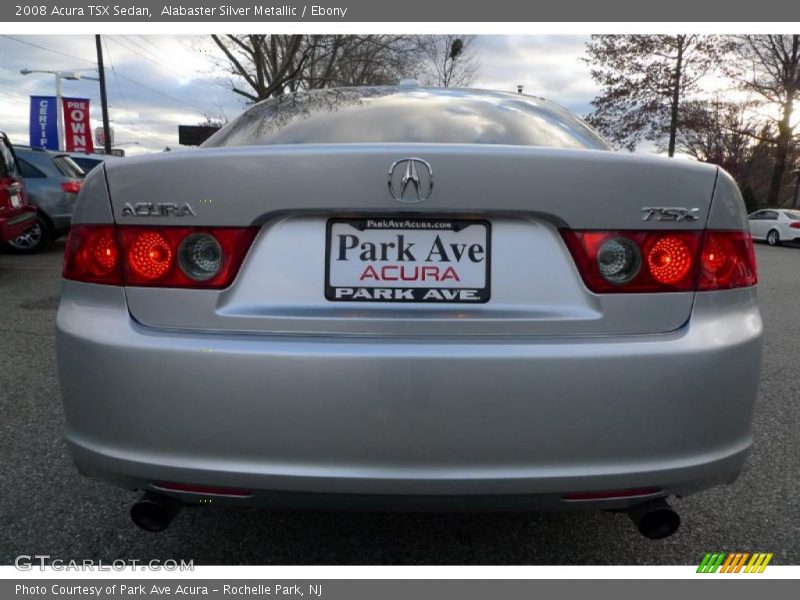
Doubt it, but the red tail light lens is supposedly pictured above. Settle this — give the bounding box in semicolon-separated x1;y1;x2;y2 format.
562;230;756;293
698;231;757;290
119;227;257;288
61;180;83;194
63;225;122;285
64;225;257;288
562;230;701;292
125;230;174;280
646;235;693;285
789;222;800;229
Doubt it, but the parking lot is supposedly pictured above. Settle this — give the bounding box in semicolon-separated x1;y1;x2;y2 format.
0;240;798;565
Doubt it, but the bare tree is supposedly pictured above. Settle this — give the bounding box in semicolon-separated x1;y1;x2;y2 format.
210;35;423;102
197;114;227;128
317;35;421;87
584;35;728;156
730;35;800;207
677;97;765;209
417;35;478;87
211;35;309;101
678;98;760;171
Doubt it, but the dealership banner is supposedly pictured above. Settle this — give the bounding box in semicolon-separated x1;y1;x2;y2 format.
28;96;58;150
62;97;93;153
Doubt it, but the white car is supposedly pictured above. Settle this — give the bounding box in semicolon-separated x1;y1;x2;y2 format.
748;208;800;246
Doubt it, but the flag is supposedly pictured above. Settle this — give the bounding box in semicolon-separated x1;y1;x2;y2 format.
29;96;58;150
62;97;94;153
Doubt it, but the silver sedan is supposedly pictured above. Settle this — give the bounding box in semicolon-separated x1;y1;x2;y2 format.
56;86;762;539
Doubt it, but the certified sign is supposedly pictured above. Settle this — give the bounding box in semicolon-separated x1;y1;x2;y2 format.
326;217;490;303
28;96;58;150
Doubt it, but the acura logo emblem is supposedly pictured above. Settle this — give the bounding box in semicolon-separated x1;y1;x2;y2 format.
388;158;433;203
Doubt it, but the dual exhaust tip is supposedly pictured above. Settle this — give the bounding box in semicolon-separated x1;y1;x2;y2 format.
130;492;681;539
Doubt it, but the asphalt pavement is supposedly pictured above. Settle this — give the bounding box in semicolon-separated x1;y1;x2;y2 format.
0;241;798;565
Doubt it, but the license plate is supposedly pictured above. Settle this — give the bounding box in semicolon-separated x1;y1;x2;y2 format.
9;191;20;208
326;217;490;303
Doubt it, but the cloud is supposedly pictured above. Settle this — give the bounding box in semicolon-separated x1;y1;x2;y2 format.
473;35;597;115
0;34;245;154
0;34;600;154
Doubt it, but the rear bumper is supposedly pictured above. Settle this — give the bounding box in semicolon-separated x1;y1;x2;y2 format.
0;207;36;243
56;283;762;509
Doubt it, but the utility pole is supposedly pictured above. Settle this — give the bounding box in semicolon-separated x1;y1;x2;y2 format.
95;34;112;155
55;72;64;151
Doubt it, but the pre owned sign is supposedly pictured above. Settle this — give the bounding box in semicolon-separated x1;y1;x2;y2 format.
62;97;93;153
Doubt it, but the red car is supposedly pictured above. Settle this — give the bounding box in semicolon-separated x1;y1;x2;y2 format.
0;132;36;244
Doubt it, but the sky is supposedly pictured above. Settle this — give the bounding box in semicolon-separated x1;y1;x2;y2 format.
0;35;596;155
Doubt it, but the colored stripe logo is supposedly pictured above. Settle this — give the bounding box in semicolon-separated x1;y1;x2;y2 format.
697;552;773;573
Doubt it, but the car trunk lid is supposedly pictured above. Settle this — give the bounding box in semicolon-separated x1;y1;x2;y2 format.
104;144;718;337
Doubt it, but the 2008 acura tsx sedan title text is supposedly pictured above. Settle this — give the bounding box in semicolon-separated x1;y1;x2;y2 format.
55;85;762;539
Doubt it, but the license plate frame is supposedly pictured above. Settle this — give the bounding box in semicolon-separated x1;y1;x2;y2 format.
325;217;491;303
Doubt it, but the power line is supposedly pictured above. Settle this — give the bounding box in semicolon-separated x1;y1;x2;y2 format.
103;38;128;113
114;35;231;96
119;35;229;95
106;37;224;114
136;35;231;92
103;37;138;145
2;34;212;114
108;68;213;114
0;35;96;66
136;35;164;53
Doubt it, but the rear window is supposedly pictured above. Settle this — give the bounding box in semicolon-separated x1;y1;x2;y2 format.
53;155;85;179
203;87;610;150
71;157;103;172
784;210;800;220
19;159;46;178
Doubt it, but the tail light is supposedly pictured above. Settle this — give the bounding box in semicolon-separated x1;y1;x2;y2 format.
697;231;758;290
596;237;641;284
63;225;121;285
562;230;756;293
646;235;694;285
63;225;257;288
789;222;800;229
61;180;83;194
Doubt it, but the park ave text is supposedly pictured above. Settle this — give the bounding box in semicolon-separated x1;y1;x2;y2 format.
16;4;349;18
